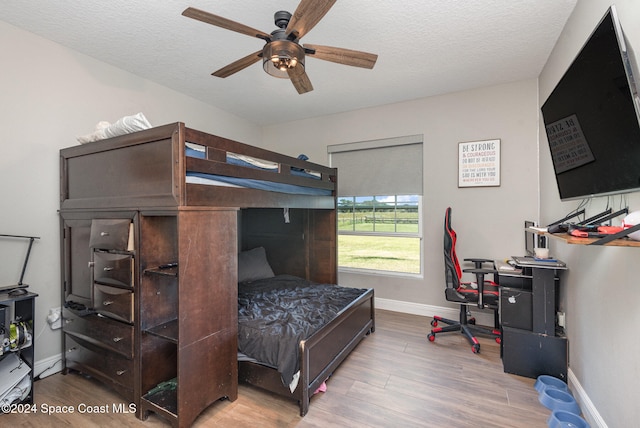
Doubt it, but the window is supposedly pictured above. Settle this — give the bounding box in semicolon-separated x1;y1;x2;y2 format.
328;135;423;275
338;195;421;274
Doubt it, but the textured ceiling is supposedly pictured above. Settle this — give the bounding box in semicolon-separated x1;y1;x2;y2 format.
1;0;577;126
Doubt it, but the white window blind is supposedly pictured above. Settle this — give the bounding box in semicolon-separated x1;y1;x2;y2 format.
328;135;423;197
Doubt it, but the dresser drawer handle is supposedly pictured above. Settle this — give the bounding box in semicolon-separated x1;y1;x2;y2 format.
100;232;110;236
116;370;127;376
102;300;114;306
103;266;114;271
67;346;77;353
112;337;123;343
65;318;74;324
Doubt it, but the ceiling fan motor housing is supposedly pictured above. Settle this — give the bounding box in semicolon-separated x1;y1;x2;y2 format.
274;10;292;29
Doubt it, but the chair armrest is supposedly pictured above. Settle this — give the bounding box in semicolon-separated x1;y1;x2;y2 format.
463;257;494;268
462;267;497;275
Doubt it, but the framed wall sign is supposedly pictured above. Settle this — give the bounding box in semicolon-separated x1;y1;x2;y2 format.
458;139;501;187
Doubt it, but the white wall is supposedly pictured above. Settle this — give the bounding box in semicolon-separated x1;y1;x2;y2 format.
261;79;539;313
539;1;640;427
0;21;260;372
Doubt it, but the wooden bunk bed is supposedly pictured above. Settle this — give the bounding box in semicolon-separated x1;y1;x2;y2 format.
59;122;375;424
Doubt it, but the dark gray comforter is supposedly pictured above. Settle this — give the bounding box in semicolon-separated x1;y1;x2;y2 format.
237;275;368;387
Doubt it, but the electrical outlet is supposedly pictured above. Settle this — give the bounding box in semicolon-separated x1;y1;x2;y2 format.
47;307;62;330
557;311;566;328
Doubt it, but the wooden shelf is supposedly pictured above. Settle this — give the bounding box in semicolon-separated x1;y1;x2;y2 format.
142;381;177;416
529;228;640;247
141;392;177;422
144;320;178;343
143;266;178;277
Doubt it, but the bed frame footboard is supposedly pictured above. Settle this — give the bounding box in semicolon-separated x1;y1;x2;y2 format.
238;288;375;416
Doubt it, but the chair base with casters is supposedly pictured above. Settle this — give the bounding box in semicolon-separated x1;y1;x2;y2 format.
428;207;502;354
427;300;501;354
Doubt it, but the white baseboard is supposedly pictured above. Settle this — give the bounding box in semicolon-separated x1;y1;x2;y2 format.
34;353;63;379
375;297;495;326
376;297;606;427
568;369;607;428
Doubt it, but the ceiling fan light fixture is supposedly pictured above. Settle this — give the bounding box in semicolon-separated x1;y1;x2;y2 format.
263;40;305;78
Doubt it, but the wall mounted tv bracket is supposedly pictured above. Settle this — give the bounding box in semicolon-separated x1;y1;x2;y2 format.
0;234;40;293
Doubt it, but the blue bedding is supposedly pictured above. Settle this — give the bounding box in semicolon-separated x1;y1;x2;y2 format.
185;147;332;196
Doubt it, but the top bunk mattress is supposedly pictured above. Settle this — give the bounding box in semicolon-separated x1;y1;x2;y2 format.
185;145;331;196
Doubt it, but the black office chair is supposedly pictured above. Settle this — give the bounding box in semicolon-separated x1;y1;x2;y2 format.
427;207;501;354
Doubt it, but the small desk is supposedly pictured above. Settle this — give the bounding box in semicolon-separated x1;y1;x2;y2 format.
499;258;568;380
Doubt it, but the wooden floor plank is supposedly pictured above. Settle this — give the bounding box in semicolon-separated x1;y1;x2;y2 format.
2;310;551;427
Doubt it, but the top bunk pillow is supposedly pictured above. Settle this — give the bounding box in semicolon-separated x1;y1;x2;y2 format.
77;112;152;144
238;247;275;283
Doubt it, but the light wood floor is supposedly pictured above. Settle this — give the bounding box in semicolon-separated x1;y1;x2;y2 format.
3;310;551;427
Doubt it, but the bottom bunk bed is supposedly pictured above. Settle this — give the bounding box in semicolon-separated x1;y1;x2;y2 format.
235;250;375;416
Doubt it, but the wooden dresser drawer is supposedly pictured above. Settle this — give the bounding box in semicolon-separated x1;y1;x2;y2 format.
93;251;133;288
63;309;133;358
90;219;132;250
65;335;133;390
94;284;134;323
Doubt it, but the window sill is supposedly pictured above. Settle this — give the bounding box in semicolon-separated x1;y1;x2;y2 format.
338;267;423;280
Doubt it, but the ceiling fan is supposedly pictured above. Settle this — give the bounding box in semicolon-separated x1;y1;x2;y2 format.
182;0;378;94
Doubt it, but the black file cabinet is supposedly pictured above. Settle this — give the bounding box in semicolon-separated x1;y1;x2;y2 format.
499;263;568;380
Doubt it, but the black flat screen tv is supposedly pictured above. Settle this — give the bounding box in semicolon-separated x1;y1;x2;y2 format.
541;6;640;201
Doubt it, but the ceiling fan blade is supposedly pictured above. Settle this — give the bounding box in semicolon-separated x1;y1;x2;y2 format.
305;44;378;69
212;50;263;78
286;0;336;39
288;69;314;94
182;7;270;40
